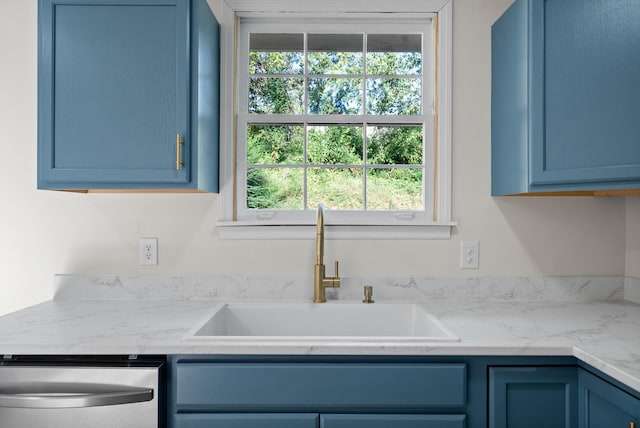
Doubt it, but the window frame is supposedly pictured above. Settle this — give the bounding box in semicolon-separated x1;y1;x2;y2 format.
238;19;433;224
217;0;454;239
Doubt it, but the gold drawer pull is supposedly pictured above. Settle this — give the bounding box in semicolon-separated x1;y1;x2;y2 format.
630;422;636;428
176;134;185;170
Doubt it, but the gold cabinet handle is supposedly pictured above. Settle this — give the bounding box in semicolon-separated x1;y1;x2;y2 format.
176;134;185;170
630;422;636;428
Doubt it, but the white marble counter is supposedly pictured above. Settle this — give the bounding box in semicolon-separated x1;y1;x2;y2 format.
0;275;639;393
0;296;638;392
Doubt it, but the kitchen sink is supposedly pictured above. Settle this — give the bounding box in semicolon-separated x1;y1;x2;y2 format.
187;302;459;343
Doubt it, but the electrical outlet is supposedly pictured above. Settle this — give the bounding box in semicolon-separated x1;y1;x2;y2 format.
139;238;158;266
460;240;479;269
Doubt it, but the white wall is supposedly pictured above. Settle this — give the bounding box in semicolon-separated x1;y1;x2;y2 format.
0;0;628;316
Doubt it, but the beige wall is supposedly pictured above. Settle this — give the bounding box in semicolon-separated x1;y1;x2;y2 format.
0;0;629;316
626;197;640;278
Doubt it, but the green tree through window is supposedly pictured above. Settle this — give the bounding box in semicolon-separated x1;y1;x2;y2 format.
243;30;428;212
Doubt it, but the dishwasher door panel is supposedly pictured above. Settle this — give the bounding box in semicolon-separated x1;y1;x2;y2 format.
0;366;160;428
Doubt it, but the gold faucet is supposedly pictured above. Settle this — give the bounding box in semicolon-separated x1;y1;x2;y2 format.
314;204;340;303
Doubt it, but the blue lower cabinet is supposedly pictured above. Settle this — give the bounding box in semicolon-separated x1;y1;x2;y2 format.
489;366;578;428
320;414;466;428
174;413;318;428
174;363;466;411
168;356;595;428
578;369;640;428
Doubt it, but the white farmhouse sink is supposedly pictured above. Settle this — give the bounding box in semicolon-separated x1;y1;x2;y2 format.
187;302;458;343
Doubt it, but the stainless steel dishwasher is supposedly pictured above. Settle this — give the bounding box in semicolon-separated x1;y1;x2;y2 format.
0;355;164;428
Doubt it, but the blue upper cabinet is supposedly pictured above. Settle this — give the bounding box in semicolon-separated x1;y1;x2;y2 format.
491;0;640;195
38;0;219;192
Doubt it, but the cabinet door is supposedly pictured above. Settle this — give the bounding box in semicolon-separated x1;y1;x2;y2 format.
175;413;319;428
38;0;190;189
320;414;465;428
578;369;639;428
491;0;640;194
489;366;578;428
530;0;640;187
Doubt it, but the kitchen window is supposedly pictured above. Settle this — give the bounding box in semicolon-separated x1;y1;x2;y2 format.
218;1;453;239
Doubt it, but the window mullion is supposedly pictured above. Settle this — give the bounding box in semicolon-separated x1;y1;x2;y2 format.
362;33;368;211
303;32;309;210
242;114;428;125
363;120;369;211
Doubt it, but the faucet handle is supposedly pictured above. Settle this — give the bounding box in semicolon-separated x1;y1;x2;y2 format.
334;261;339;277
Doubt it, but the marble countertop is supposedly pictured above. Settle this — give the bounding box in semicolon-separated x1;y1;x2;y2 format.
0;296;638;392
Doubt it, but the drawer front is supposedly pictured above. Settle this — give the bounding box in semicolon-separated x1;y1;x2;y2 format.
175;413;319;428
321;414;466;428
175;363;466;411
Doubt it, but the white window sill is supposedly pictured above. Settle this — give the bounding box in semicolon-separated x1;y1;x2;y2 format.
216;222;457;240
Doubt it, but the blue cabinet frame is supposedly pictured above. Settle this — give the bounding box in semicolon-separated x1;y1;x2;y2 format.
38;0;219;192
169;356;640;428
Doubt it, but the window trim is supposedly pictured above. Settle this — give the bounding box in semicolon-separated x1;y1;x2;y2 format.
224;0;451;14
217;0;454;239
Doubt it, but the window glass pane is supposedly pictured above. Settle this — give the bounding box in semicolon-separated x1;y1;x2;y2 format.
247;125;304;164
249;33;303;74
308;34;363;74
247;168;303;209
250;52;304;74
241;28;433;215
366;78;421;115
367;34;422;75
307;125;363;165
308;78;362;114
308;52;363;75
249;77;304;114
367;126;423;165
367;52;422;75
367;168;423;210
308;168;363;210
